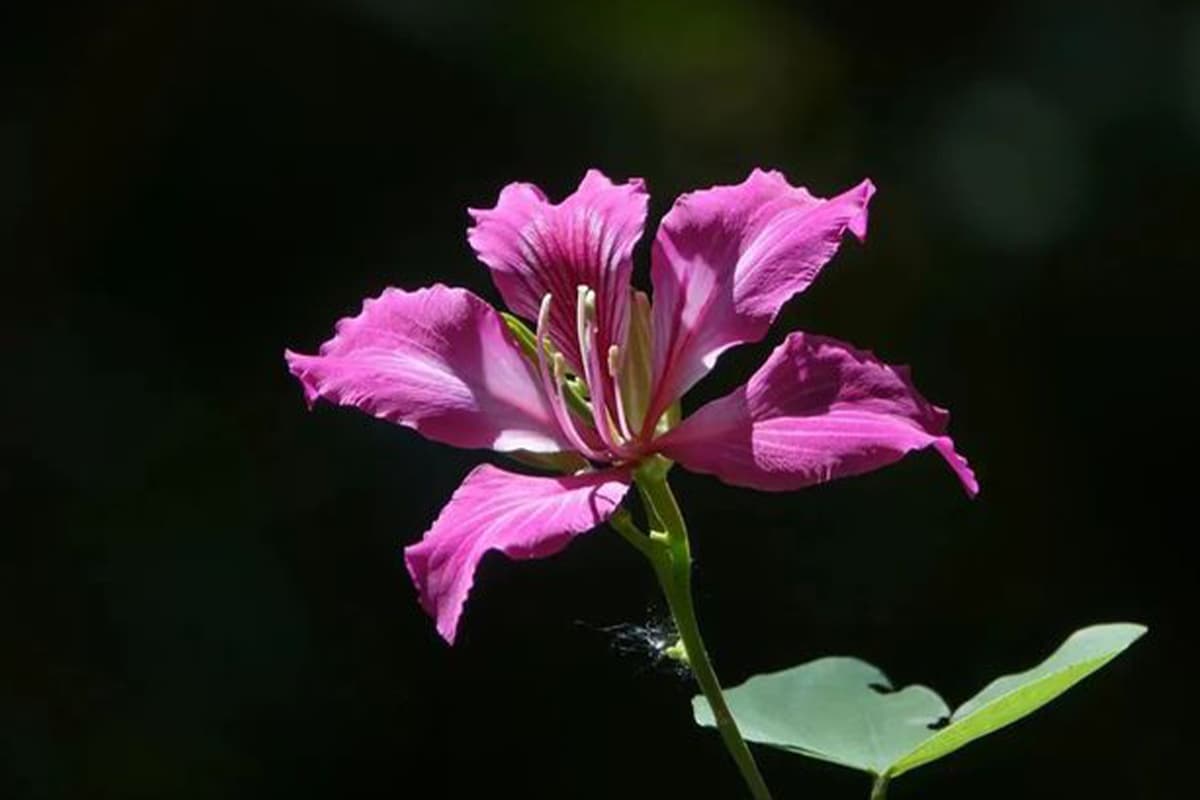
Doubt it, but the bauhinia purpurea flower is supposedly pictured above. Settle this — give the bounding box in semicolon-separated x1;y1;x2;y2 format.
286;169;978;644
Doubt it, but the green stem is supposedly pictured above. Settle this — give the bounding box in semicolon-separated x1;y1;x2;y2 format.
870;774;889;800
615;463;774;800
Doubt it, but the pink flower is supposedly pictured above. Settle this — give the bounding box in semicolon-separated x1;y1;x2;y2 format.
286;169;977;643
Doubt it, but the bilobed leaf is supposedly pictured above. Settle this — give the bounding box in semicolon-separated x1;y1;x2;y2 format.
889;623;1146;775
693;657;948;774
693;623;1146;779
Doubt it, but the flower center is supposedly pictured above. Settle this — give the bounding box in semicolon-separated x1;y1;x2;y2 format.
533;286;649;463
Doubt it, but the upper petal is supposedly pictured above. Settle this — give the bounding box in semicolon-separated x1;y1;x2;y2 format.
647;169;875;429
286;284;569;453
404;464;632;643
468;170;649;371
655;332;978;496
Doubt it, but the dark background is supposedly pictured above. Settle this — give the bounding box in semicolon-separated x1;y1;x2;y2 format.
5;1;1196;797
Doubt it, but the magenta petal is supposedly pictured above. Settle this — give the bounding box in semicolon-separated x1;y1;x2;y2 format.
468;170;649;370
285;284;569;453
647;170;875;424
404;464;632;643
656;333;978;496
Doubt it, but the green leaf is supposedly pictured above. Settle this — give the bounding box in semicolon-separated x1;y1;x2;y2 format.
693;623;1146;779
694;657;950;774
890;623;1146;775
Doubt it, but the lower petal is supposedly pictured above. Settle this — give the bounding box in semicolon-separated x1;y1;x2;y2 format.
404;464;632;643
655;333;978;496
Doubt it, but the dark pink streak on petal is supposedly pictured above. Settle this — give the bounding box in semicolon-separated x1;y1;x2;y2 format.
285;284;569;453
404;465;632;643
468;170;648;372
647;170;875;430
656;333;978;496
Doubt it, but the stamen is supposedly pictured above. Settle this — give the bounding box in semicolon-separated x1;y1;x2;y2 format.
535;293;605;460
584;329;624;455
537;292;553;345
576;285;596;361
551;352;608;459
575;285;633;458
